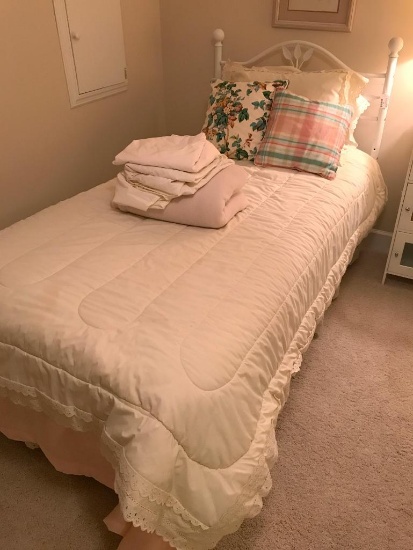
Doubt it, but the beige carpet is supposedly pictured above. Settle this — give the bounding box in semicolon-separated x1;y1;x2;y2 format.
1;239;412;550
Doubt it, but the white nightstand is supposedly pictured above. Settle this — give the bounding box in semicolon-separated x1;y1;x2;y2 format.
382;151;413;283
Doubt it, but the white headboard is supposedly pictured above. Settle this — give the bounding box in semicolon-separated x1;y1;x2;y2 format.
212;29;403;160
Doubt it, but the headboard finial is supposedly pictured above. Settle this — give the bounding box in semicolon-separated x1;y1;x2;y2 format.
388;37;404;57
213;29;225;79
213;28;225;44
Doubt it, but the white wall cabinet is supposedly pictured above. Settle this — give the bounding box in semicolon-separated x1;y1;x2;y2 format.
54;0;128;107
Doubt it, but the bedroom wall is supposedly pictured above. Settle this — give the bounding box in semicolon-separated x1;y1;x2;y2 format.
0;0;165;230
159;0;413;233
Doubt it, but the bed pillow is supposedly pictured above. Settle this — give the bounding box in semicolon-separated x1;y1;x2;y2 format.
286;70;348;104
345;71;369;110
254;91;353;180
286;70;368;113
222;61;300;82
221;66;368;126
346;94;370;146
202;79;289;161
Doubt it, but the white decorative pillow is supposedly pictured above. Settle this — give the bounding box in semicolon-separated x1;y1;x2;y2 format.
286;70;368;114
286;70;349;104
253;65;301;73
202;79;289;161
346;94;371;146
222;61;300;82
345;71;369;110
221;67;369;121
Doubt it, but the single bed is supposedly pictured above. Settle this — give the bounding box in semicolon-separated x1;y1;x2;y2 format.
0;30;403;550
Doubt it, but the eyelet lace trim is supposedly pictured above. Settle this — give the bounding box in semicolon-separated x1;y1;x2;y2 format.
100;433;209;530
0;378;98;432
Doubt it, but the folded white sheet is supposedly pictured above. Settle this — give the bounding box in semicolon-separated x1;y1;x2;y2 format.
124;158;230;183
113;133;221;172
117;155;234;211
112;165;249;228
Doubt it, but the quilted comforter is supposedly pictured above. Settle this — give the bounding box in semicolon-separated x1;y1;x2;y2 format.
0;148;386;549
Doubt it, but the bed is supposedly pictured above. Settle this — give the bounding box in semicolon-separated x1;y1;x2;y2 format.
0;30;403;550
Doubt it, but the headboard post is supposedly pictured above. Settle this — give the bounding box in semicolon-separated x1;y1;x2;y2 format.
213;28;225;79
370;36;404;159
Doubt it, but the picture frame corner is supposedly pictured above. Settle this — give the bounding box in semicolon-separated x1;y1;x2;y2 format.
272;0;357;32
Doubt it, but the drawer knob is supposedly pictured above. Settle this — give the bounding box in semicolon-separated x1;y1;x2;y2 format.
405;206;411;212
395;252;399;258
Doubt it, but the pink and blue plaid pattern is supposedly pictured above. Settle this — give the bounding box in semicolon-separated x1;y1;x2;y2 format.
255;91;353;180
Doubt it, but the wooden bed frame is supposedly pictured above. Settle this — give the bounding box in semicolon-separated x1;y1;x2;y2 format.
212;29;403;160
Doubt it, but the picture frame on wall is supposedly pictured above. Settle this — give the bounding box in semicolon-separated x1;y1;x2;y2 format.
273;0;357;32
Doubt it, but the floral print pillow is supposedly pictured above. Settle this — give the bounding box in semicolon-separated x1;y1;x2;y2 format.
202;79;288;161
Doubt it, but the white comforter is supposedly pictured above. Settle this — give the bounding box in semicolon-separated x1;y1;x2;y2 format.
0;149;386;550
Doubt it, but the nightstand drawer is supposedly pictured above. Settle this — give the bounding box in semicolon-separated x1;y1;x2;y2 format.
398;184;413;232
388;231;413;280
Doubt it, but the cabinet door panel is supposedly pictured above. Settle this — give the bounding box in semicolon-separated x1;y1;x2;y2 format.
388;231;413;280
398;184;413;233
65;0;127;94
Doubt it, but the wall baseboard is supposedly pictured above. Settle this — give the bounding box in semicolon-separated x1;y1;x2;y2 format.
362;228;392;254
371;229;393;238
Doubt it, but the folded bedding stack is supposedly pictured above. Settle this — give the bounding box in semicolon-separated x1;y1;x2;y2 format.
112;133;249;228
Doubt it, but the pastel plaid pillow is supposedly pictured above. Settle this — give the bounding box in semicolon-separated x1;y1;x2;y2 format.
254;91;353;180
202;79;288;161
